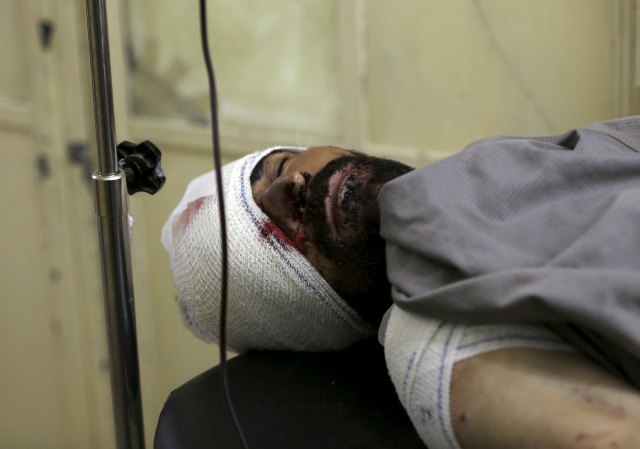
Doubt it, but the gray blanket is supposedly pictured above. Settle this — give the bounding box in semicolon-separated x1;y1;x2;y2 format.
379;116;640;387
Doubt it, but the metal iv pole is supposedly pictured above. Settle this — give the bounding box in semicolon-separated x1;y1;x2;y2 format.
85;1;147;448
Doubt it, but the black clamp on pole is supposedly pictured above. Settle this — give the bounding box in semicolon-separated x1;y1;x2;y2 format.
117;140;166;195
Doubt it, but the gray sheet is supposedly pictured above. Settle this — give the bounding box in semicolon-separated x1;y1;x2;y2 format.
379;116;640;387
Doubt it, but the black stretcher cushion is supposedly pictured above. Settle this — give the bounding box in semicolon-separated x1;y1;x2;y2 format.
154;338;425;449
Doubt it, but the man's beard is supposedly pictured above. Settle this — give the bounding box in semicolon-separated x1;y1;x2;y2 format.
302;153;412;322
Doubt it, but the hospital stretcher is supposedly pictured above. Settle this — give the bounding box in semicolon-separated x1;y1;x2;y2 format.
154;338;425;449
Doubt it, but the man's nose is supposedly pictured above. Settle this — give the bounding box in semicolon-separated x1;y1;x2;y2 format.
262;173;308;237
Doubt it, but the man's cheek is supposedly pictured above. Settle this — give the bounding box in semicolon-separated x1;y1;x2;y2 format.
303;246;336;283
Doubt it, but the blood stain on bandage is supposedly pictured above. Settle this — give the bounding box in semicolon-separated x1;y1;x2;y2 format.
179;197;207;232
260;219;304;253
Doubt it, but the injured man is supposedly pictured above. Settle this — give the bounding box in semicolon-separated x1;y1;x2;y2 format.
162;116;640;449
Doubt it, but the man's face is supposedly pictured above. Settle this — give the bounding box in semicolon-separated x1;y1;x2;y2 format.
251;146;411;323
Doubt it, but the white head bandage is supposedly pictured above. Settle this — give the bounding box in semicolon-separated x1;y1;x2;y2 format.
161;147;375;352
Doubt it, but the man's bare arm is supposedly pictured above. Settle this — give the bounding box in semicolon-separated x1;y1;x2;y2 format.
451;348;640;449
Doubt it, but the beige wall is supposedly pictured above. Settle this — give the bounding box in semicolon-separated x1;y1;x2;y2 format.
0;0;638;448
125;0;639;163
366;0;618;154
